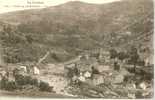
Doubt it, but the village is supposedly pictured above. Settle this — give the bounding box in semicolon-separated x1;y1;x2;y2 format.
0;47;153;98
0;0;153;99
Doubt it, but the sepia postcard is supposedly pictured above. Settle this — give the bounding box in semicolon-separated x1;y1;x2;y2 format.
0;0;154;99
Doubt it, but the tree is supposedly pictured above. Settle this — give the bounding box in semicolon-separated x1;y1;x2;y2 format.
26;35;33;44
109;49;117;59
3;25;12;34
117;51;128;61
128;46;140;72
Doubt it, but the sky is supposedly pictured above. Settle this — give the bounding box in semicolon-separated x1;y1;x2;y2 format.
0;0;121;14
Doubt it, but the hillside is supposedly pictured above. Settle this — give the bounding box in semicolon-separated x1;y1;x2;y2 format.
0;0;153;63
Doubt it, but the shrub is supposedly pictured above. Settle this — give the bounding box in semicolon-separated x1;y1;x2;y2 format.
109;49;117;59
24;75;33;84
39;81;53;92
0;76;8;89
30;78;39;86
117;51;128;61
5;81;17;91
15;74;27;85
0;77;17;91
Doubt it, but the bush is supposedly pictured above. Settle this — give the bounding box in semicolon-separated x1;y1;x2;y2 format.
109;49;117;59
30;78;39;86
5;81;17;91
15;74;27;85
39;81;53;92
15;74;39;87
127;46;140;65
117;52;128;61
0;76;8;89
0;77;17;91
137;60;145;66
24;76;32;84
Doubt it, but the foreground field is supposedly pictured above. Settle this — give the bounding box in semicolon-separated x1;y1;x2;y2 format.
0;90;74;98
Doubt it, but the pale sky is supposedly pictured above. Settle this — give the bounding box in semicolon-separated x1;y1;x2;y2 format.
0;0;121;14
